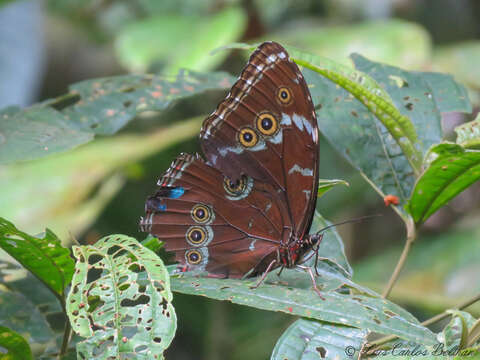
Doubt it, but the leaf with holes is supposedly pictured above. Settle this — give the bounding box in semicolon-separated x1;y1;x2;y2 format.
0;217;74;299
407;143;480;225
0;326;33;360
455;115;480;150
271;319;367;360
0;70;235;164
67;235;176;358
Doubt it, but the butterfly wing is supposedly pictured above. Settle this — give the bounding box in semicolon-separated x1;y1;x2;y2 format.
140;153;288;278
200;42;319;240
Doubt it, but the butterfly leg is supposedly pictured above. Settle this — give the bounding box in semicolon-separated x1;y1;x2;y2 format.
296;265;325;300
250;259;277;290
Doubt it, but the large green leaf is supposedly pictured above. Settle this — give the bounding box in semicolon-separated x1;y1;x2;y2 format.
0;290;54;345
115;7;246;74
0;218;74;298
271;319;367;360
407;143;480;225
0;116;202;240
348;54;470;206
0;326;33;360
170;273;435;345
0;71;234;164
67;235;176;358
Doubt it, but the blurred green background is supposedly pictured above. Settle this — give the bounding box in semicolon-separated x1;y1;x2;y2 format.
1;0;479;359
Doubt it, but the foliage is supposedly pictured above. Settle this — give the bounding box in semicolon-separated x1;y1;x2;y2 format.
1;2;480;359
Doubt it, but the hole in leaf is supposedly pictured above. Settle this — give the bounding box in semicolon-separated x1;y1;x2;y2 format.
373;317;381;324
87;267;103;283
160;298;168;310
107;245;122;256
123;101;132;107
87;295;104;312
138;285;146;293
119;283;130;291
122;326;138;339
121;295;149;307
405;103;414;110
135;345;148;353
316;347;327;358
153;337;162;343
128;264;143;273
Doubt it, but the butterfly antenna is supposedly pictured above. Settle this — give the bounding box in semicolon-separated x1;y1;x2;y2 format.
315;214;381;234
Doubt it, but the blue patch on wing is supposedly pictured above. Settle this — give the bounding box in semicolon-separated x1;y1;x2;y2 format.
157;203;167;211
167;187;185;199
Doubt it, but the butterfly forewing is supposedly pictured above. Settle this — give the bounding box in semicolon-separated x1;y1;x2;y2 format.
200;42;319;239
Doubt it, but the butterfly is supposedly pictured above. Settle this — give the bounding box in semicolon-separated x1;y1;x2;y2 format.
140;42;321;285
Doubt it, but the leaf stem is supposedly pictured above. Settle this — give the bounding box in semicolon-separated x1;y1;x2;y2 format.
367;292;480;351
60;316;71;357
382;216;416;298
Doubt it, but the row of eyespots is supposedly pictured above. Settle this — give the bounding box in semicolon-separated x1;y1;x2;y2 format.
237;86;292;148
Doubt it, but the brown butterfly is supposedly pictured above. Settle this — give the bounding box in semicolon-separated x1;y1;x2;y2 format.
140;42;321;290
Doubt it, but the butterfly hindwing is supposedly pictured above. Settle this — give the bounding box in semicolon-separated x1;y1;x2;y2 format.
140;153;287;278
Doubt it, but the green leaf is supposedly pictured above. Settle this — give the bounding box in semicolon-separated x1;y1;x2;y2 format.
0;71;234;164
0;217;74;298
115;7;246;74
455;115;480;150
67;235;176;358
441;310;476;350
349;54;471;208
407;143;480;225
0;326;33;360
292;50;423;174
271;319;367;360
0;106;93;165
170;272;435;345
317;178;349;198
0;290;54;344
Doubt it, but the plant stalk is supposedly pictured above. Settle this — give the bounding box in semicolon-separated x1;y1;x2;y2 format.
59;318;71;358
382;216;416;298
